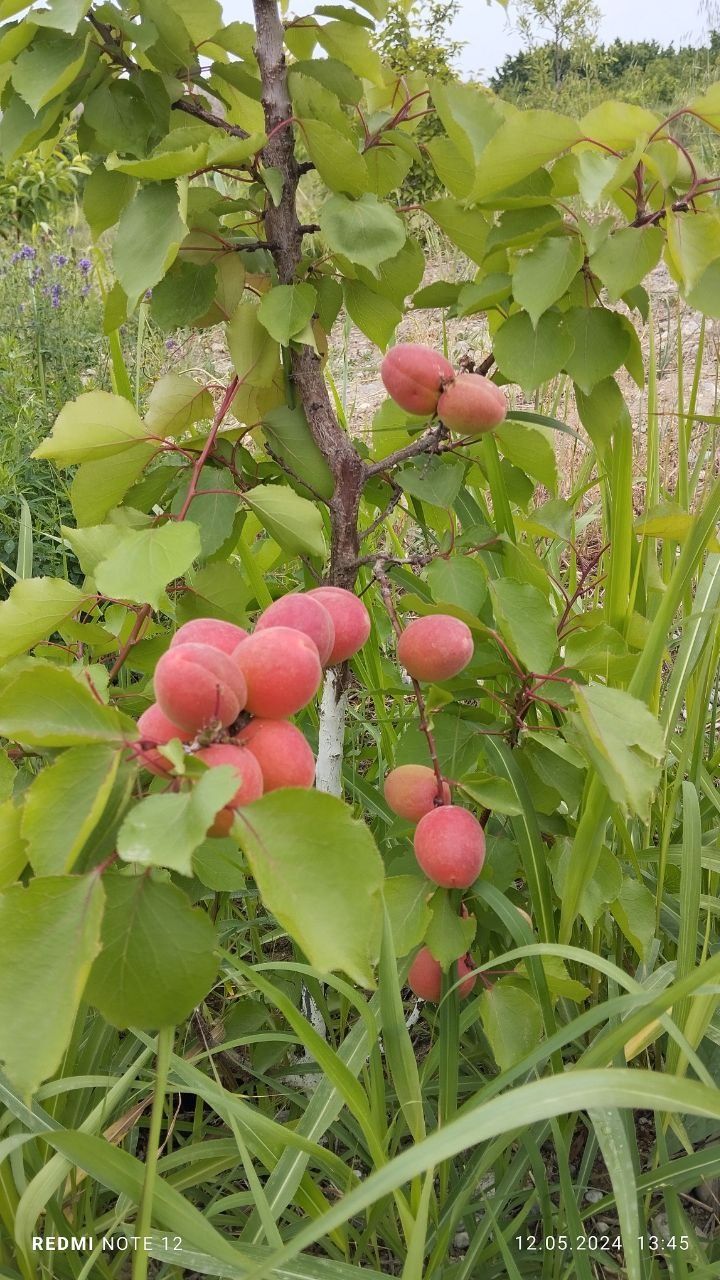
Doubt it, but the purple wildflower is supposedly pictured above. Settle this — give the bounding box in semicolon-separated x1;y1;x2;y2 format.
81;284;91;297
78;257;92;274
144;289;152;301
10;251;21;264
29;266;43;285
20;245;36;260
51;253;68;267
165;338;178;351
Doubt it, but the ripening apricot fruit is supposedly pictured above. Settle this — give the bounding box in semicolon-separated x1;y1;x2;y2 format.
307;586;371;663
134;703;191;774
381;343;455;417
407;947;476;1001
198;743;264;837
436;371;507;435
397;614;474;683
233;627;322;718
255;593;335;665
154;642;247;732
170;617;249;655
235;718;316;791
384;764;451;821
413;805;485;888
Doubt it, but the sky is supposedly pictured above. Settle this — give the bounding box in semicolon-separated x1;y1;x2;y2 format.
222;1;714;78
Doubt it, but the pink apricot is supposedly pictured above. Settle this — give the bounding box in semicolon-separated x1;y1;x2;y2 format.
170;617;249;655
307;586;371;663
133;703;191;775
255;593;334;665
413;805;485;889
234;718;315;791
233;627;322;718
407;947;476;1001
436;372;507;435
381;344;455;417
397;614;474;683
154;642;247;732
384;764;451;822
197;743;264;838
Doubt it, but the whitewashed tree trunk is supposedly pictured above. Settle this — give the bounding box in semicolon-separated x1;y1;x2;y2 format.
315;667;348;798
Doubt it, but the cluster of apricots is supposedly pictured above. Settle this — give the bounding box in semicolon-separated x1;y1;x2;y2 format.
133;586;371;835
380;343;507;433
385;611;486;1003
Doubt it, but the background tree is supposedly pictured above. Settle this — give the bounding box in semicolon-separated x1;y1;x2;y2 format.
513;0;600;88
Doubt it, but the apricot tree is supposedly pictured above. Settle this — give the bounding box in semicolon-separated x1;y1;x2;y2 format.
0;2;719;1202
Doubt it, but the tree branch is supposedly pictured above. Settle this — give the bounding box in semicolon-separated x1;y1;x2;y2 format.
365;424;449;477
252;0;366;589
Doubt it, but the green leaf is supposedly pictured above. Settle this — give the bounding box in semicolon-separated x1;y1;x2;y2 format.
343;279;401;349
489;578;558;674
83;165;136;238
383;876;432;958
244;484;326;558
93;523;201;610
320;193;406;275
315;19;384;85
258;283;317;345
171;465;237;558
226;302;281;387
0;874;104;1097
575;150;625;206
480;981;543;1070
71;445;156;527
144;373;213;437
589;226;663;302
493;310;574;394
580;101;660;150
495;421;558;493
423;198;489;265
610;879;655;961
33;391;149;467
561;308;630;394
0;665;137;747
0;578;89;664
117;769;238;876
666;210;720;291
469;109;580;202
574;375;629;457
162;0;221;43
396;456;466;508
300;118;369;196
430;79;504;170
83;80;155;157
426;556;487;614
85;874;218;1028
689;81;720;130
548;839;622;931
459;774;524;816
426;890;475;970
113;182;187;309
512;235;584;327
567;683;665;816
12;29;88;113
21;746;121;875
33;0;92;34
0;802;26;891
262;405;334;501
150;259;218;330
233;790;385;986
290;57;362;105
